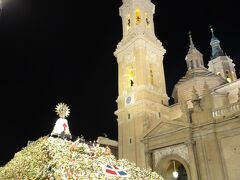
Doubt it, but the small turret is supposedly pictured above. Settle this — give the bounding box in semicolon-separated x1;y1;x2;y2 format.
185;32;205;70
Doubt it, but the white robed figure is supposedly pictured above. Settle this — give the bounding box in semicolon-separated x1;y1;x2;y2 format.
51;103;72;139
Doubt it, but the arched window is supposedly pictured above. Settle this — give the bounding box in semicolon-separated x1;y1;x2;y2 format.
128;67;134;87
226;70;232;82
189;60;193;69
145;13;150;27
231;71;236;80
135;9;141;25
126;14;131;30
150;69;154;85
127;19;130;26
146;18;150;26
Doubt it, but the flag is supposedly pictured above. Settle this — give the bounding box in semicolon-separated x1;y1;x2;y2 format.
102;164;129;177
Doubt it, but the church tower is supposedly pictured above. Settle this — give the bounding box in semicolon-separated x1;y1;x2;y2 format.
208;27;237;82
114;0;169;167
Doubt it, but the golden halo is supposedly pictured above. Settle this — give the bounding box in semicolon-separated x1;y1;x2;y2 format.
55;102;70;118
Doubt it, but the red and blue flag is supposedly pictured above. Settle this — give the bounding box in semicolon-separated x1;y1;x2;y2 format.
102;164;129;177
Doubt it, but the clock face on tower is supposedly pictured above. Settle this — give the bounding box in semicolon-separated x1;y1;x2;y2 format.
125;95;134;105
126;96;132;104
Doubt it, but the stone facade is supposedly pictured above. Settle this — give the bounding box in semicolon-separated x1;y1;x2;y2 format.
114;0;240;179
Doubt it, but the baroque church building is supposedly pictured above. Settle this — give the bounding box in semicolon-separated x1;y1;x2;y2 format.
113;0;240;179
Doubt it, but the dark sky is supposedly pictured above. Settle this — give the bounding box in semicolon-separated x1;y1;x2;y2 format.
0;0;239;165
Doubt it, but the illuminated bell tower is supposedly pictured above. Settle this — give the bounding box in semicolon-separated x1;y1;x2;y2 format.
114;0;169;167
208;27;237;82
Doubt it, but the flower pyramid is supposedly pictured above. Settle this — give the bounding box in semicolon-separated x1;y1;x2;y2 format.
0;103;164;179
0;136;164;179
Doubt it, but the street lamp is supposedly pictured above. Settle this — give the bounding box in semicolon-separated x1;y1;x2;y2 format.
172;160;179;178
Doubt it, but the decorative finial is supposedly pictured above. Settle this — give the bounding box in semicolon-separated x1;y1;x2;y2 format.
210;25;217;40
103;133;108;138
55;102;70;119
189;31;195;49
210;25;214;33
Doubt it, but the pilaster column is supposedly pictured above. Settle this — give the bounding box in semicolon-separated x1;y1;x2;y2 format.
185;140;199;180
145;150;153;169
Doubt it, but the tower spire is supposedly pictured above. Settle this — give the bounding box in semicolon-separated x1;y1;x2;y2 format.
210;26;216;39
185;31;204;70
210;26;225;59
189;31;195;50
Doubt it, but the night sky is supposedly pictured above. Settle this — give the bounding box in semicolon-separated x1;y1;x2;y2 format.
0;0;239;165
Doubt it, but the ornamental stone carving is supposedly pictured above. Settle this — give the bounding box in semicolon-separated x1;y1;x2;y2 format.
153;144;189;167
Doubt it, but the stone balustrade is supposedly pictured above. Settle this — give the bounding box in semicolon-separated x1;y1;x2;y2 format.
213;101;240;118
